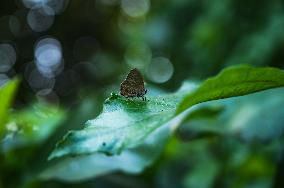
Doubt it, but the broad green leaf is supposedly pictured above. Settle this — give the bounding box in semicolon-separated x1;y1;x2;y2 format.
177;65;284;113
1;103;65;153
48;92;187;160
0;79;19;135
40;87;191;181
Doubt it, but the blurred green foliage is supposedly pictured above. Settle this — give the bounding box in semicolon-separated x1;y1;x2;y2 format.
1;0;284;188
0;79;19;135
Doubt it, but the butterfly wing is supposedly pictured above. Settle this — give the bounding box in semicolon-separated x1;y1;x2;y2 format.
120;68;145;97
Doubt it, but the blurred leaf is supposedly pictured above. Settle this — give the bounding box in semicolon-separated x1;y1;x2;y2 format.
177;65;284;113
220;138;277;188
178;87;284;142
40;121;172;182
0;79;19;135
176;106;225;141
228;88;284;142
1;104;65;153
182;106;224;121
183;157;220;188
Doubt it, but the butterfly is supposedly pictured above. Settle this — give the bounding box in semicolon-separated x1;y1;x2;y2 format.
120;68;147;101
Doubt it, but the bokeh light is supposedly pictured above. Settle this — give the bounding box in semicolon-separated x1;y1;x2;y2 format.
121;0;150;18
10;10;32;38
0;16;13;41
8;15;21;37
145;18;172;48
0;44;17;73
22;0;47;9
146;57;174;83
27;6;55;32
22;0;69;14
0;74;10;86
34;37;63;78
27;68;55;91
45;0;69;14
124;42;152;70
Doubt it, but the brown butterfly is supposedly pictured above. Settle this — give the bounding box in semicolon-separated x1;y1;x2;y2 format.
120;68;147;101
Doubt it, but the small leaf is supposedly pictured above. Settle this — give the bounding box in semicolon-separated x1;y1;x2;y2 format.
0;79;19;135
177;65;284;113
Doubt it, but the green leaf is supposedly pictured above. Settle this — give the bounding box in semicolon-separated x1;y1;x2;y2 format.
176;105;226;141
228;87;284;142
177;65;284;113
40;121;172;181
1;103;65;153
41;92;185;181
48;92;187;160
45;65;284;181
0;79;19;135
